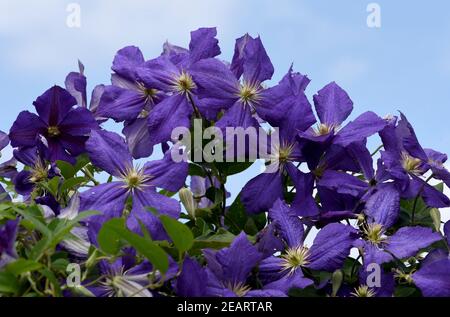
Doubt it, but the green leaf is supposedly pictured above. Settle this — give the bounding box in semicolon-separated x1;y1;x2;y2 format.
215;161;254;176
56;160;76;179
47;176;60;197
0;271;19;294
192;229;235;250
225;194;266;235
13;205;51;237
188;163;206;177
160;215;194;253
6;259;43;276
98;218;169;273
60;177;86;193
289;285;322;297
394;285;421;297
40;268;62;297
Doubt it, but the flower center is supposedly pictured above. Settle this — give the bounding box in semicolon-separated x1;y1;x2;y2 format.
363;223;387;245
313;123;335;136
121;166;151;192
29;164;48;183
280;246;310;274
271;142;295;166
173;71;196;94
401;152;422;175
351;285;376;297
226;282;251;297
238;82;261;106
47;126;60;137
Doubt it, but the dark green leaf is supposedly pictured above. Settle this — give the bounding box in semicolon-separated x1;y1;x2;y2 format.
160;215;194;253
6;259;42;276
98;218;169;273
0;271;19;294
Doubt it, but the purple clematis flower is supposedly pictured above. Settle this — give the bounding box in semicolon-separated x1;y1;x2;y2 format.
176;232;285;297
191;35;314;132
258;199;357;295
12;146;58;196
297;82;387;170
0;219;19;268
0;131;15;202
113;27;222;154
408;223;450;297
378;113;450;208
9;86;99;164
0;131;8;151
353;185;443;296
95;46;167;158
65;60;106;120
79;130;187;240
65;60;87;108
87;253;178;297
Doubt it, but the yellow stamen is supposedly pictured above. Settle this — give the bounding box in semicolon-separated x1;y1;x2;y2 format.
313;123;336;136
47;126;60;137
280;246;310;274
238;81;261;106
363;223;387;245
172;71;196;94
351;285;376;297
401;152;422;175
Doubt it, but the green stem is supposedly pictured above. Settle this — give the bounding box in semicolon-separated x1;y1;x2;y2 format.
411;174;433;224
187;93;201;118
371;144;384;157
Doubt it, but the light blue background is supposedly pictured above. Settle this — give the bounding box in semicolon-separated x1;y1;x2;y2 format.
1;0;449;206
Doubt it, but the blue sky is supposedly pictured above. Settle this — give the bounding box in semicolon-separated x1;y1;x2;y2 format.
1;0;450;205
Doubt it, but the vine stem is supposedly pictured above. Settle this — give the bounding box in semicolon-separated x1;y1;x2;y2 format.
411;174;433;224
371;144;384;157
187;93;201;118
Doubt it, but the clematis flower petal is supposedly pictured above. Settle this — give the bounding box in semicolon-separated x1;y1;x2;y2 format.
0;131;8;150
9;111;46;147
122;118;153;159
334;111;387;147
111;46;145;81
318;170;368;198
313;82;353;126
230;34;274;84
188;27;221;64
190;58;239;101
268;199;304;248
96;86;147;122
286;165;319;217
64;60;87;107
79;181;128;218
215;232;262;284
133;187;180;219
143;151;188;192
59;107;98;136
241;171;283;215
263;270;313;294
33;85;77;126
308;223;357;271
147;94;193;147
385;226;442;259
176;256;208;297
85;130;132;177
365;185;400;229
412;258;450;297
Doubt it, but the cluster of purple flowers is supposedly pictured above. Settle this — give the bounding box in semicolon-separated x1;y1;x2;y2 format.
1;27;450;297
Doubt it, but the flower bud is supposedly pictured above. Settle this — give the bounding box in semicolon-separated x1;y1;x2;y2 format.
179;187;196;218
430;208;441;232
331;269;343;297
